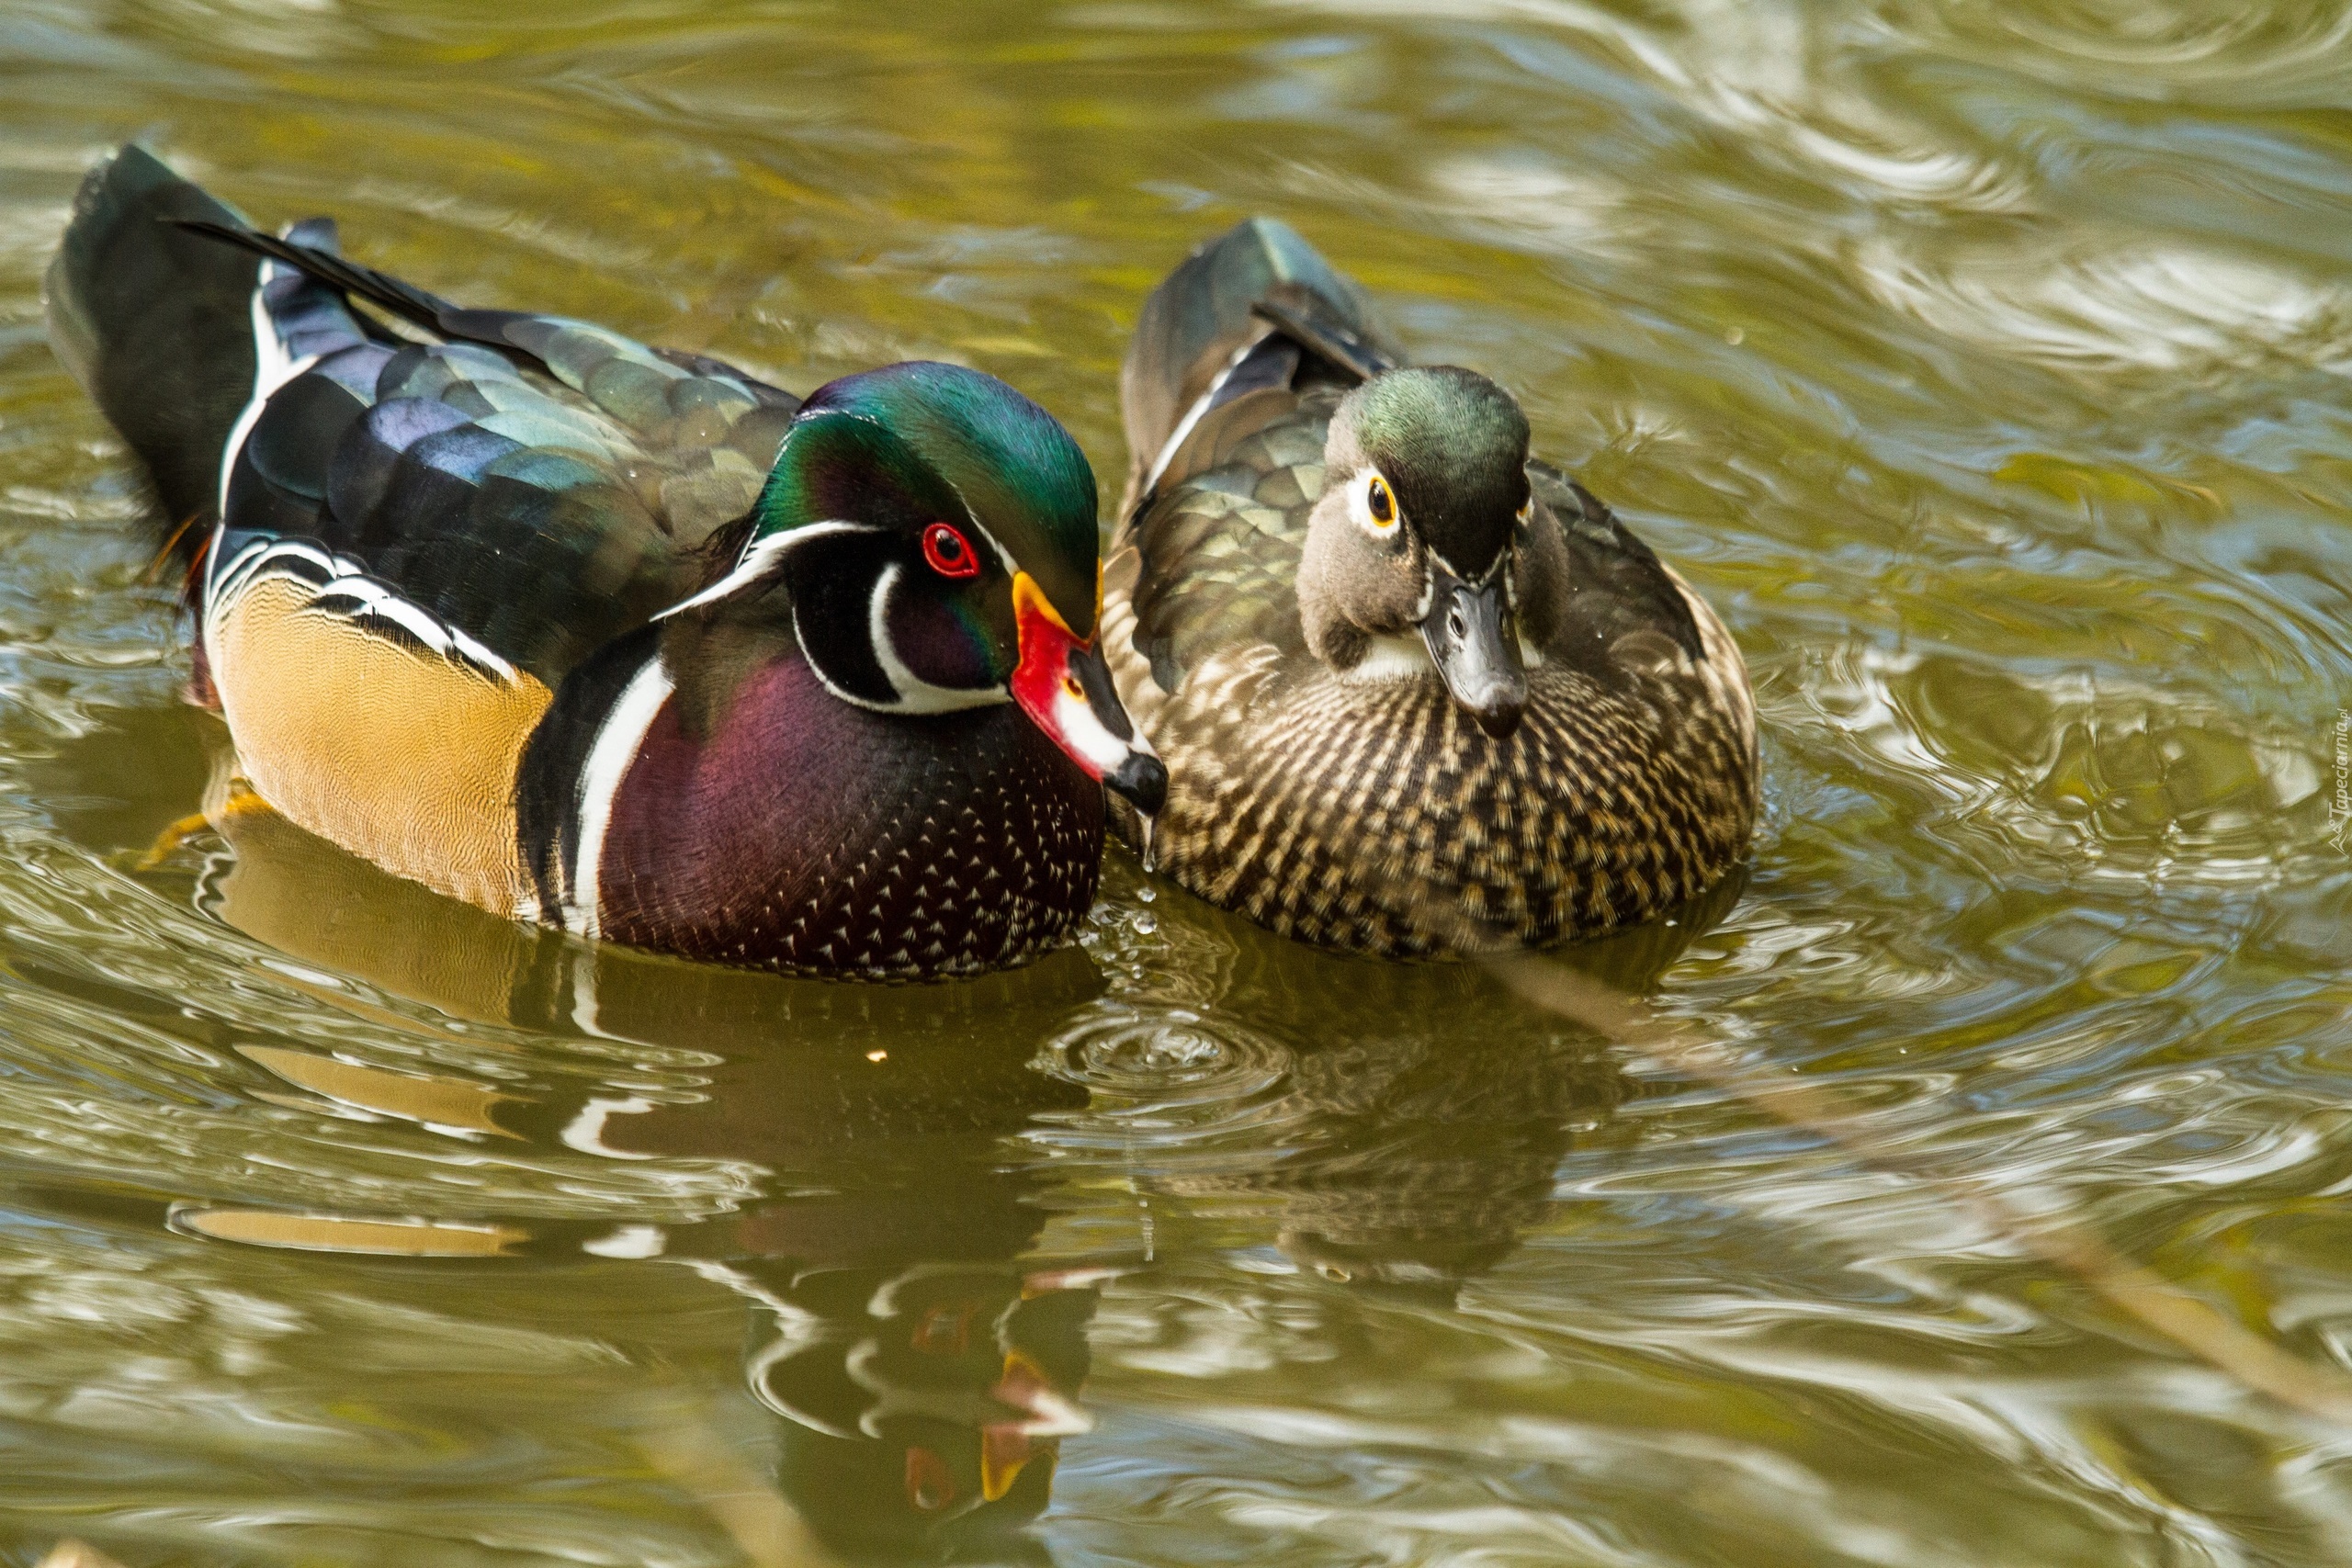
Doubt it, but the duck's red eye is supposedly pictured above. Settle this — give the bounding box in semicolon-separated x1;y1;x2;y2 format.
922;522;980;579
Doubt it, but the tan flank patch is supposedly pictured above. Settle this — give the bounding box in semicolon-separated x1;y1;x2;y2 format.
208;574;553;916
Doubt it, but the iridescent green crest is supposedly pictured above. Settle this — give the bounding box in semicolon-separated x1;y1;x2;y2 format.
750;361;1102;636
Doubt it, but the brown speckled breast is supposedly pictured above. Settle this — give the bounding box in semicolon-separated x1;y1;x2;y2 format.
1114;633;1754;957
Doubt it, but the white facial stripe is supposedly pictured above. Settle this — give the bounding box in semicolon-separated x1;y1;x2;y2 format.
662;517;1024;716
976;525;1016;581
656;521;876;619
219;265;320;519
565;655;674;940
864;562;1011;714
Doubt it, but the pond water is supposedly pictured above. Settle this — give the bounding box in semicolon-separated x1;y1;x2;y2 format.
2;1;2350;1562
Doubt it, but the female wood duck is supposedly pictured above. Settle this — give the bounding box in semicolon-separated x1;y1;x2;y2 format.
46;146;1164;981
1103;219;1756;956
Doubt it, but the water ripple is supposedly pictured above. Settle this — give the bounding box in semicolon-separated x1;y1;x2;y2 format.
3;0;2351;1562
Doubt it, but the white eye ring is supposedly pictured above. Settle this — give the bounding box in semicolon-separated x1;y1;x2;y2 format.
1351;471;1401;537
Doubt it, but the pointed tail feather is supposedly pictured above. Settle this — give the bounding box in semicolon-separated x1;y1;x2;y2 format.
169;216;458;340
1118;217;1404;481
167;217;683;399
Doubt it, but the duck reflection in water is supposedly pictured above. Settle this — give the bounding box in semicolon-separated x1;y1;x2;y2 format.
545;982;1102;1566
174;791;1108;1563
1057;873;1741;1303
141;742;1737;1561
620;1041;1102;1565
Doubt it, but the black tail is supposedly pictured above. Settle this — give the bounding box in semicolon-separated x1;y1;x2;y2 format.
45;147;271;532
1118;217;1404;476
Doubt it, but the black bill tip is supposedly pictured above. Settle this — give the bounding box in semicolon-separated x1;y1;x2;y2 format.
1108;751;1170;818
1464;690;1524;740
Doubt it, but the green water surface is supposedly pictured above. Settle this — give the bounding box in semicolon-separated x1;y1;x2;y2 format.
1;1;2349;1563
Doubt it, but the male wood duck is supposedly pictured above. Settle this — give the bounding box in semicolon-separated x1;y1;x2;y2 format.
46;146;1164;981
1103;219;1757;956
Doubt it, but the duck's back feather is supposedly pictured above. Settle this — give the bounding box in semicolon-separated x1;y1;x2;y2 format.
209;236;800;688
1109;383;1333;706
50;146;819;917
1118;217;1402;506
48;149;805;694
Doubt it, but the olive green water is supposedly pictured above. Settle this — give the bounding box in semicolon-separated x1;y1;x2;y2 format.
1;1;2350;1563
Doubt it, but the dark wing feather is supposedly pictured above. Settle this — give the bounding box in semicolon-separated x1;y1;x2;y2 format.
1114;218;1407;697
171;218;457;340
1526;461;1707;670
1121;384;1341;693
1118;216;1404;505
202;226;802;687
175;217;801;412
1250;286;1396;383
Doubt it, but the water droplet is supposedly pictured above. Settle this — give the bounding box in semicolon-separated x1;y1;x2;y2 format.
1138;814;1158;874
1131;910;1159;935
1136;886;1156;904
1724;325;1745;345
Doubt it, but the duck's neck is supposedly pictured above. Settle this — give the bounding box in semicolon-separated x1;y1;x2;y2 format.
577;652;1102;979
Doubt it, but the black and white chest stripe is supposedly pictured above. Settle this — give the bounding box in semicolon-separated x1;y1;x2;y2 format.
216;265;318;521
513;628;673;940
560;655;673;939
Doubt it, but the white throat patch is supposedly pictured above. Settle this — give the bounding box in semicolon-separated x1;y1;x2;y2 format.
1344;634;1437;682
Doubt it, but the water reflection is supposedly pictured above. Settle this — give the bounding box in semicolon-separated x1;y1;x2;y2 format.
141;758;1102;1560
118;715;1739;1560
744;1264;1096;1562
12;1;2352;1554
1046;873;1743;1295
599;1020;1102;1565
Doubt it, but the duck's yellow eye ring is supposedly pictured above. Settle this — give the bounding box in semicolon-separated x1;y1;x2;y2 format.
1515;497;1533;527
1367;475;1396;526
